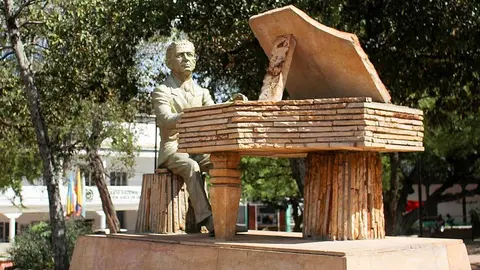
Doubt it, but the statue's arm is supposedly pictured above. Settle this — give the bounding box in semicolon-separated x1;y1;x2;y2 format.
152;85;182;128
202;88;215;106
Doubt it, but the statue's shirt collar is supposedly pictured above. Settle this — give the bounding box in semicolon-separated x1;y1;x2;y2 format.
170;74;194;93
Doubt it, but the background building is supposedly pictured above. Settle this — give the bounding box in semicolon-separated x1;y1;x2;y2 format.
0;116;158;242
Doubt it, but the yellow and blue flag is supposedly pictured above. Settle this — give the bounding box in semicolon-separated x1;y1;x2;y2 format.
75;170;86;218
66;171;76;218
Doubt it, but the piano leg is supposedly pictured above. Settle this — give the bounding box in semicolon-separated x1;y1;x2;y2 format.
209;152;242;241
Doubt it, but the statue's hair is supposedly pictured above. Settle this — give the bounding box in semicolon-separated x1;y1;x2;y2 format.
165;40;195;70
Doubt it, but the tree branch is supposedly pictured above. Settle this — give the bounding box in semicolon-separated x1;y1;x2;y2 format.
26;42;47;50
0;45;13;51
19;20;45;29
13;0;38;18
60;140;81;152
428;173;458;199
438;190;480;203
437;182;480;203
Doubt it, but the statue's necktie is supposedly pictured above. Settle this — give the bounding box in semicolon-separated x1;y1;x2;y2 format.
181;82;195;105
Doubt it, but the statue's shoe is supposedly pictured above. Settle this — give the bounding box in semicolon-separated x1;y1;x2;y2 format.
201;215;214;232
208;225;248;237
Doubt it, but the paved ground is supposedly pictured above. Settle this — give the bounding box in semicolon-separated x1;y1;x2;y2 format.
471;256;480;270
466;240;480;269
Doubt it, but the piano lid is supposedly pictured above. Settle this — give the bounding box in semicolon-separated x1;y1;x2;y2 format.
249;5;391;103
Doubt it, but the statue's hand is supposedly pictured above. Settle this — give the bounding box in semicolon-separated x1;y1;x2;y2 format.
231;93;248;102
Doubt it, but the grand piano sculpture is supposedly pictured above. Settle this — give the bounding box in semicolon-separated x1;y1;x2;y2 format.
177;6;424;241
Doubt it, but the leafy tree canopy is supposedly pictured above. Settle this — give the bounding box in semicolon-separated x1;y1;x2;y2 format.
240;157;299;205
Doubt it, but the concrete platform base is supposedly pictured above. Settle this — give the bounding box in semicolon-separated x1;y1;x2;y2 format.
70;231;470;270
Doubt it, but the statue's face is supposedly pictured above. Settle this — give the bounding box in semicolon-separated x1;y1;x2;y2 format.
169;47;196;75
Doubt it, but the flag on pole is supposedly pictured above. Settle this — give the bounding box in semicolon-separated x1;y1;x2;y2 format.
75;170;86;218
66;171;76;218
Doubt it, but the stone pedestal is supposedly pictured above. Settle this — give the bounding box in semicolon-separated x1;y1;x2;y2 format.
209;152;242;240
304;152;385;240
70;232;471;270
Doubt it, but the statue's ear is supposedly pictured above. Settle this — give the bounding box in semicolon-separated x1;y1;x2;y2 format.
165;57;172;71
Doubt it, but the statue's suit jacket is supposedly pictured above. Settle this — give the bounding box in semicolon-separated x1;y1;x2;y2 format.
152;75;215;165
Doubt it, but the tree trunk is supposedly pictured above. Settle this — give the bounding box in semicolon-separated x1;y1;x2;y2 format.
383;152;407;235
383;153;417;236
289;158;305;231
289;158;305;197
88;115;120;233
290;197;303;232
89;151;120;233
3;1;69;269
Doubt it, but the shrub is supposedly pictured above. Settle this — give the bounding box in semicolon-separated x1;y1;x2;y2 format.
9;220;92;270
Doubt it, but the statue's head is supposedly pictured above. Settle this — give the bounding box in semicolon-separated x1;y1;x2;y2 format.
165;40;196;77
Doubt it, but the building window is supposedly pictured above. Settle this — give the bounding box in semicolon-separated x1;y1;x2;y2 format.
116;211;125;229
256;206;278;230
0;222;17;242
110;172;127;186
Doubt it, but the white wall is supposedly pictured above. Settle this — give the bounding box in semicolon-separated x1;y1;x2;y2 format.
130;157;156;186
123;210;138;232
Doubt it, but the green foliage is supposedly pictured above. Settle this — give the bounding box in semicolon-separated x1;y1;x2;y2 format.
240;157;299;205
381;154;391;191
36;0;142;159
1;0;152;189
9;221;92;270
169;0;480;111
0;62;42;190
